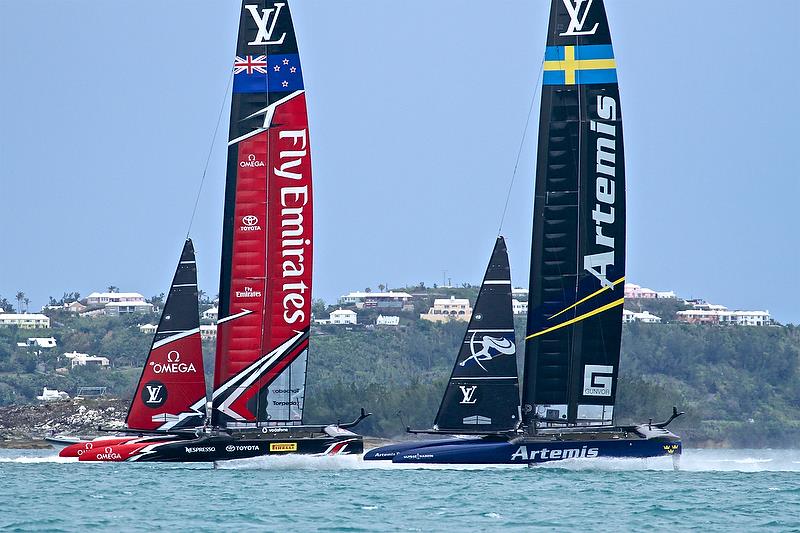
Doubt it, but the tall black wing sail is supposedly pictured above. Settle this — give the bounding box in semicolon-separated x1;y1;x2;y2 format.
522;0;625;427
433;237;520;433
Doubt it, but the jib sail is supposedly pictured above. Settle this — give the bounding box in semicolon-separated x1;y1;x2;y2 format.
127;239;207;431
433;237;521;432
522;0;625;426
212;1;312;427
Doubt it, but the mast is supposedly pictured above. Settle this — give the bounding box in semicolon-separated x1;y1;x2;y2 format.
433;237;520;433
522;0;625;427
212;0;313;428
126;239;206;431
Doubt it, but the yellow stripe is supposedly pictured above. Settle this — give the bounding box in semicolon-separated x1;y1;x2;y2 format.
548;276;625;321
526;298;624;340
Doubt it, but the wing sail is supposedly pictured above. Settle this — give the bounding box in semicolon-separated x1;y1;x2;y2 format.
522;0;625;426
212;1;312;427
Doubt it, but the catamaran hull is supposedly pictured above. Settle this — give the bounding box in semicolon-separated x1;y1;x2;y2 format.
79;435;363;463
372;435;681;465
364;438;479;461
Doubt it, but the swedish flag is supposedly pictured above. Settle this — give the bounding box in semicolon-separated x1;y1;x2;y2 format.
543;45;617;85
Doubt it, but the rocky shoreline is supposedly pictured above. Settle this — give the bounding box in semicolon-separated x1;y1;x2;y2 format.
0;399;127;448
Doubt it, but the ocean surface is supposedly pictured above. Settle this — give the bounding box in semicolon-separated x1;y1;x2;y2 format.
1;448;799;531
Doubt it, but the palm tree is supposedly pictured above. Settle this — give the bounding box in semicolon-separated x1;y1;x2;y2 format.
107;285;119;293
378;284;386;293
15;291;24;314
198;289;207;304
23;298;30;313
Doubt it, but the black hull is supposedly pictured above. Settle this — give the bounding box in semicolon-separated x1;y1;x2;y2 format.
366;425;680;465
130;434;363;463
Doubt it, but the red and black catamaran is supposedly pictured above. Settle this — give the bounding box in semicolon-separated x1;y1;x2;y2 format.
66;1;368;463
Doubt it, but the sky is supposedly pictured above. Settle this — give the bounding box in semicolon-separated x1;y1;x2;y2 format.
1;0;798;323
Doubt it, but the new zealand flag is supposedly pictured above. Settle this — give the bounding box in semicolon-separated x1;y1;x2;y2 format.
233;53;304;94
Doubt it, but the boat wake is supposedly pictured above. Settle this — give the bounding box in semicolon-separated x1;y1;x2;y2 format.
216;453;527;471
217;449;800;472
0;454;76;464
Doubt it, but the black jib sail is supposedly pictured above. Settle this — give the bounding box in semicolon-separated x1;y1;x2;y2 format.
433;237;520;433
126;239;207;431
522;0;625;427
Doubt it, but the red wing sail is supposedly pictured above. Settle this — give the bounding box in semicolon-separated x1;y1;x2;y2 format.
126;239;207;431
213;1;312;427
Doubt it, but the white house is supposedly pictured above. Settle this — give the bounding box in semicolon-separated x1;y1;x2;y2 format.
200;324;217;339
512;299;528;316
692;303;728;312
36;387;70;401
623;310;662;324
43;301;88;313
63;351;110;369
676;309;770;326
17;337;57;349
376;314;400;326
420;296;472;323
138;324;158;334
202;307;219;321
329;309;357;325
512;287;529;298
624;283;676;300
86;292;147;305
0;313;50;329
338;291;414;310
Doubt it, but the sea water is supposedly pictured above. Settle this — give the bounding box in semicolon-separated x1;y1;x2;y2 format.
1;449;799;531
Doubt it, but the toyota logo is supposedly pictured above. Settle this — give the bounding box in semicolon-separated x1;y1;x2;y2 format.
242;215;258;226
226;445;235;452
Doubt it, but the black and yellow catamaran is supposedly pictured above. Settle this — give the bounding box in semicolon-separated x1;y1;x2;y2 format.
365;0;682;466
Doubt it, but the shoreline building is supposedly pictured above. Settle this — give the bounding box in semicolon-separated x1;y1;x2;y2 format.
0;313;51;329
200;324;217;340
512;299;528;316
376;315;400;326
86;292;148;305
420;296;472;323
17;337;57;349
315;309;358;325
676;309;771;326
622;310;662;324
339;291;413;310
624;283;676;299
63;351;110;369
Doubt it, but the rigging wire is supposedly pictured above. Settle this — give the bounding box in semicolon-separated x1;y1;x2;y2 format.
186;69;235;239
497;55;546;236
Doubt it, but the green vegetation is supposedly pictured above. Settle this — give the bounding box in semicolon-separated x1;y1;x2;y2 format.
1;291;798;447
305;320;800;447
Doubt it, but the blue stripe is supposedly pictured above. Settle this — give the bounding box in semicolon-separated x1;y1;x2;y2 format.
543;71;566;85
573;44;615;60
544;46;564;61
234;73;268;94
544;45;614;62
575;69;617;85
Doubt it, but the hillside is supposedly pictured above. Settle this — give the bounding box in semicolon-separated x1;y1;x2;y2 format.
1;292;798;447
